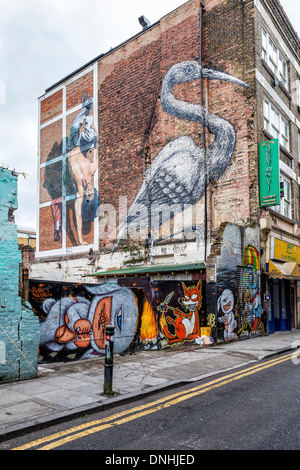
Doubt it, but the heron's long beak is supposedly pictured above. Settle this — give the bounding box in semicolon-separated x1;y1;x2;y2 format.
202;66;250;88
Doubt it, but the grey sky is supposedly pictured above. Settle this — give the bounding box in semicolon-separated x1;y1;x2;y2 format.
0;0;298;229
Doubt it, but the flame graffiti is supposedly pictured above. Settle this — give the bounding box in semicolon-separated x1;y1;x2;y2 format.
140;299;157;342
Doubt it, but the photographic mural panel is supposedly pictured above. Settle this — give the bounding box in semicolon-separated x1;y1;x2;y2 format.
216;245;262;341
117;278;207;350
66;94;99;247
40;92;99;252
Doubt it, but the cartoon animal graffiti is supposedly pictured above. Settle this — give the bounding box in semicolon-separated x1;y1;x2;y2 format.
158;281;202;344
251;292;262;333
40;296;90;354
240;244;262;335
86;285;137;355
39;284;138;360
217;289;237;341
113;60;249;248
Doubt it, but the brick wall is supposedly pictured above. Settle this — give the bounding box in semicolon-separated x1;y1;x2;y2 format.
66;71;94;110
95;0;256;249
38;0;257;263
204;0;256;227
40;119;63;165
38;66;97;253
40;89;63;125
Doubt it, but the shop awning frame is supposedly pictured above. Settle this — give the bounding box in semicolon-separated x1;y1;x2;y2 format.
268;260;300;280
85;262;206;278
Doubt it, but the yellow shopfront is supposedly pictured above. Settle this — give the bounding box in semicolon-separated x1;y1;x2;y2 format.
267;237;300;333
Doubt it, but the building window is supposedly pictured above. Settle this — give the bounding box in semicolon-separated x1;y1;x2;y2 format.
262;28;268;61
263;99;289;151
261;28;288;89
272;175;292;219
298;132;300;163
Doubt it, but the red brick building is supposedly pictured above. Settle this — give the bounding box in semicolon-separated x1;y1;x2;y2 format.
35;0;255;261
31;0;300;350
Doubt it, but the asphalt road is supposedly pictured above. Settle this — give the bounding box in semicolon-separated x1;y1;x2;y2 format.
3;351;300;453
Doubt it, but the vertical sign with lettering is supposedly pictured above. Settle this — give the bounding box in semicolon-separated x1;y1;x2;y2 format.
259;139;280;207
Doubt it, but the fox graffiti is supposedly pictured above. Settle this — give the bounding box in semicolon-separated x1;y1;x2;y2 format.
158;281;203;344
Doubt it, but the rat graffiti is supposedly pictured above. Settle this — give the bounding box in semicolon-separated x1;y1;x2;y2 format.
37;284;137;361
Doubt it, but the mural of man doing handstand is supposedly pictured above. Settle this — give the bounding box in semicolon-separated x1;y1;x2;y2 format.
67;93;99;246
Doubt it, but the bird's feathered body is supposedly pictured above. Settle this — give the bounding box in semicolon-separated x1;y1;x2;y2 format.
114;60;249;246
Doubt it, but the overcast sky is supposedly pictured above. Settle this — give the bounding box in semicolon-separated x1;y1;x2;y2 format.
0;0;298;229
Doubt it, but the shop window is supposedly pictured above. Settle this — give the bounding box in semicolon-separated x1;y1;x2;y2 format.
272;175;292;219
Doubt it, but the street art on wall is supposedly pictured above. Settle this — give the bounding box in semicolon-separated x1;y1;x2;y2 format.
29;281;137;362
238;244;262;337
154;280;206;347
217;289;237;341
215;230;264;342
66;93;99;246
30;279;208;362
158;281;202;345
113;60;249;249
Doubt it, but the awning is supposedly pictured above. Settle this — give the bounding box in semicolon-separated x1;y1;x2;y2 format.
268;260;300;280
85;262;206;278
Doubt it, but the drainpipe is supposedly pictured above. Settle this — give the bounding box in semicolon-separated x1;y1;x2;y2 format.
199;2;207;261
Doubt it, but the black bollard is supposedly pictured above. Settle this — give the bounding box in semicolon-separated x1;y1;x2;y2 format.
103;324;115;395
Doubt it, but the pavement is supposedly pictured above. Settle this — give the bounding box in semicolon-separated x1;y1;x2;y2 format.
1;330;300;442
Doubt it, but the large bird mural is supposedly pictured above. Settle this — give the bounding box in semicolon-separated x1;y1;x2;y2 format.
113;60;249;248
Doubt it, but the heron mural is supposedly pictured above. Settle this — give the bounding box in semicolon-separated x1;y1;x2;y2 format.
113;60;249;247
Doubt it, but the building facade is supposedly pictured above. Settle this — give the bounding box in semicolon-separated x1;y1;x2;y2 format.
30;0;300;359
255;0;300;334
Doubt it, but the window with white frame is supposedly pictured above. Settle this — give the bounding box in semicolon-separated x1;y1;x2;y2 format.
272;175;292;219
263;98;289;150
262;28;268;61
298;132;300;163
261;28;288;89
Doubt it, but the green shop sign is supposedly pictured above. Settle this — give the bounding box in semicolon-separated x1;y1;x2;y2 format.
259;138;280;207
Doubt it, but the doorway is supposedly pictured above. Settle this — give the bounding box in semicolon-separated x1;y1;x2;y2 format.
268;279;291;332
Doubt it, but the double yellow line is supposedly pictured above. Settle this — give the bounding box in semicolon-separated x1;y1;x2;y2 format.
13;351;296;450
